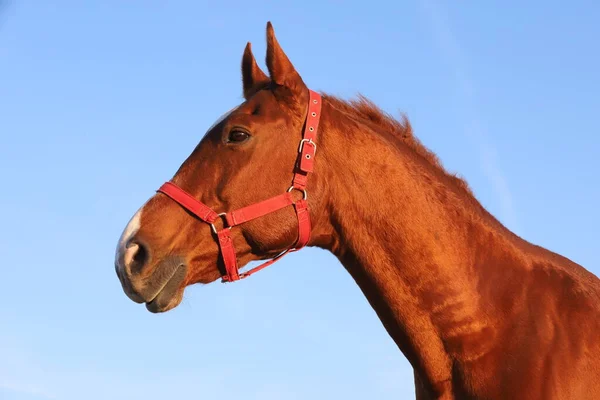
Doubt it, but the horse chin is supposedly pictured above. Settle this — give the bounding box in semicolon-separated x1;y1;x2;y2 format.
144;263;187;313
145;289;184;313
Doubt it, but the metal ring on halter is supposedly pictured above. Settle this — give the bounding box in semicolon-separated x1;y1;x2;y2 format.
287;186;308;200
298;138;316;153
210;212;230;235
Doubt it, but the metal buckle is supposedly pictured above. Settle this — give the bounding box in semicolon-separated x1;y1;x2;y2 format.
287;186;308;200
210;212;230;235
298;138;316;154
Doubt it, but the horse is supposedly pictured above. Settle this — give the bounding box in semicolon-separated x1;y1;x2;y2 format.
114;22;600;399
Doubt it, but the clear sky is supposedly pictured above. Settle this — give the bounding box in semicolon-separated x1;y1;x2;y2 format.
1;1;599;399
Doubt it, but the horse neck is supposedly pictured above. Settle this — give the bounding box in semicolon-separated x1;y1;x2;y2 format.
310;99;531;392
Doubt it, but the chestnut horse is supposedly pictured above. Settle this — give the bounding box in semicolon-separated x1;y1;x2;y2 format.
114;22;600;399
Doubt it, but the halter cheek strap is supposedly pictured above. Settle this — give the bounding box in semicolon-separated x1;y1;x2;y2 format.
156;90;322;282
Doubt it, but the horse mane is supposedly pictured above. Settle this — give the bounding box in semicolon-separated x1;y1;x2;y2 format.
323;93;473;196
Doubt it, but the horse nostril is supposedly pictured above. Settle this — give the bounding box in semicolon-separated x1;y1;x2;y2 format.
124;240;149;275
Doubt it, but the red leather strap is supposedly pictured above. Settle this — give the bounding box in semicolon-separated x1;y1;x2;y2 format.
221;198;312;282
222;249;291;282
293;199;311;249
291;174;308;191
304;91;321;142
217;229;239;281
293;91;322;189
158;182;218;223
225;192;294;227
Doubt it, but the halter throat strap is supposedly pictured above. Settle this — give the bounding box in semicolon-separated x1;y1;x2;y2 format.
156;90;322;282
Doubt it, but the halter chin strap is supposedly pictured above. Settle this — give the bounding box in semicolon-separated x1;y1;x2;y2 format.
157;90;322;282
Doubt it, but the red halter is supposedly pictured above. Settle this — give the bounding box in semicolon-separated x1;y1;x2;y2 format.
157;90;322;282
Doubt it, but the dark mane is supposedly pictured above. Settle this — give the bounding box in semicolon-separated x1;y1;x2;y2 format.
323;94;473;195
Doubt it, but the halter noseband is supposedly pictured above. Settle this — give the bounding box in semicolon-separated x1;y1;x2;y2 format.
156;90;322;282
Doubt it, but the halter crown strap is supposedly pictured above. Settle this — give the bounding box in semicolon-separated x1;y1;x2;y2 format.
157;90;322;282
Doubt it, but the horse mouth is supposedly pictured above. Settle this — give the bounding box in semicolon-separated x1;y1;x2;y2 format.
144;262;187;313
146;289;184;313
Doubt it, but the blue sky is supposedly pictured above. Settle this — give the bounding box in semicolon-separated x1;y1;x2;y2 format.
1;1;599;399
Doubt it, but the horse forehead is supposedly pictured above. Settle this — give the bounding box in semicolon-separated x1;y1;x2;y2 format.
206;103;241;133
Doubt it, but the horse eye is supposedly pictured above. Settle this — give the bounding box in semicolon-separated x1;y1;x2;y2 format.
228;129;251;143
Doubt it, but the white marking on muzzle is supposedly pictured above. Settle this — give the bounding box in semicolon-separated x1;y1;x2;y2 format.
115;205;144;273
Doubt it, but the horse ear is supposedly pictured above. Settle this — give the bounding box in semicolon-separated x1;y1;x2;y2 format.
265;22;307;104
242;42;270;100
